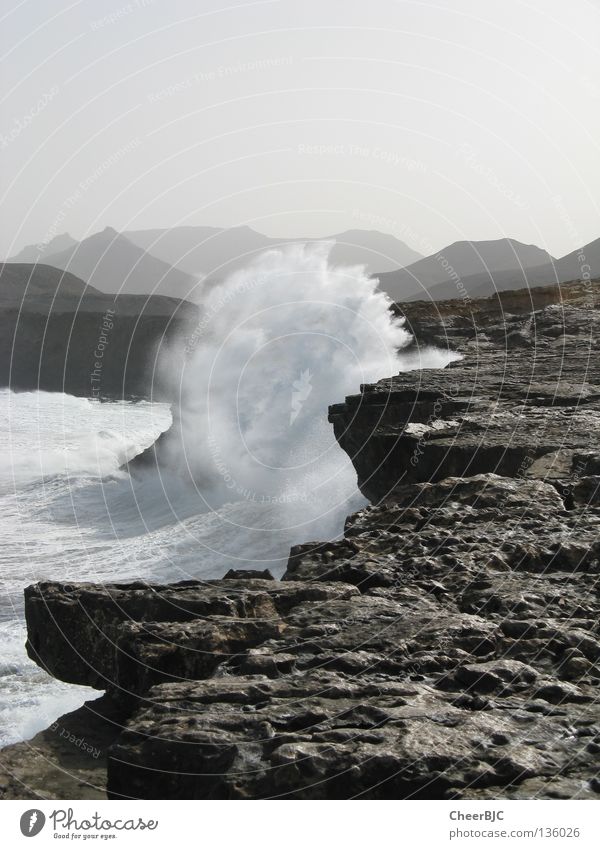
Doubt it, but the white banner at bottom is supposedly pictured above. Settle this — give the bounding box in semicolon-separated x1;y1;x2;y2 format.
0;799;597;848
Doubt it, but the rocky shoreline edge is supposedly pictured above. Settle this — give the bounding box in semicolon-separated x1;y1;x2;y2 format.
2;278;600;800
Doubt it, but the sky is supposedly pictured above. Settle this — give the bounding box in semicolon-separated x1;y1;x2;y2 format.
1;0;600;260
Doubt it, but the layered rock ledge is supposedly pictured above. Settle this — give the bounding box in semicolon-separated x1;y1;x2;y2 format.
2;278;600;799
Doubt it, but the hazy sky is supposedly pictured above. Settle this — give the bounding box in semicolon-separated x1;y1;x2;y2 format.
2;0;600;259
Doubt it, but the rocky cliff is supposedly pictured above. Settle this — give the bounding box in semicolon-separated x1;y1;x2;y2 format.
2;277;600;800
0;263;199;399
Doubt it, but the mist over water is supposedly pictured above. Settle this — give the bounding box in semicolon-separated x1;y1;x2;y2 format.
159;243;454;521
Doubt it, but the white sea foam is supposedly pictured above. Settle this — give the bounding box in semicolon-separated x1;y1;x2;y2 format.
158;242;456;513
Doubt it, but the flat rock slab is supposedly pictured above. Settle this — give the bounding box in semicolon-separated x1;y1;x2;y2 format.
107;673;600;800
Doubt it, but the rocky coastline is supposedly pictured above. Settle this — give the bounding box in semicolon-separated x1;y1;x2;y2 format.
2;278;600;800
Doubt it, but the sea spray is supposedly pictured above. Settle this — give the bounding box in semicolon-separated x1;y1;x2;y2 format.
158;242;456;528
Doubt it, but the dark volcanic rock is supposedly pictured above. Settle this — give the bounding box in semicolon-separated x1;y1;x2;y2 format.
25;579;356;691
13;277;600;799
331;289;600;502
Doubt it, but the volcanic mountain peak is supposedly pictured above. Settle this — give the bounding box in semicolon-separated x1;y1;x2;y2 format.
42;230;198;300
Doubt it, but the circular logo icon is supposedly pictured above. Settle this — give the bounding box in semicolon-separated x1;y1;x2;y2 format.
20;810;46;837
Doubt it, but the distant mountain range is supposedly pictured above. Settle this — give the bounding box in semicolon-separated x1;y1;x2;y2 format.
376;239;555;301
12;233;78;263
9;226;423;299
7;227;600;304
124;226;423;277
448;237;600;302
376;237;600;302
14;228;200;301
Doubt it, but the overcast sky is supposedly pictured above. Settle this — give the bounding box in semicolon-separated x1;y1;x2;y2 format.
1;0;599;259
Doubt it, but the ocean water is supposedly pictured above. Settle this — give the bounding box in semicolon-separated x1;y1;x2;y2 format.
0;244;460;746
0;390;169;745
0;387;370;747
